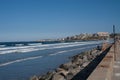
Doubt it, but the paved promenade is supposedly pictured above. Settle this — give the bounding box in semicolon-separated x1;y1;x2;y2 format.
112;40;120;80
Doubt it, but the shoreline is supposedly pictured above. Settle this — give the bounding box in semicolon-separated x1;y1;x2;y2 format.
30;45;103;80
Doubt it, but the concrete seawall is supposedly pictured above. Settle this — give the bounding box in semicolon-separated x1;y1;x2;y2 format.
87;41;120;80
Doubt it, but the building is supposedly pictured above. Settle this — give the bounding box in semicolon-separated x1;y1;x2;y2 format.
97;32;109;37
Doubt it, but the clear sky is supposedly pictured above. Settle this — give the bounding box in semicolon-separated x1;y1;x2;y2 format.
0;0;120;41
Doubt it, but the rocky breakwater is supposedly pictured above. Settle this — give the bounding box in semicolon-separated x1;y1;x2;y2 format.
30;46;103;80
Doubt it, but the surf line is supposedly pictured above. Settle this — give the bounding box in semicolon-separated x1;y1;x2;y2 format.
49;45;96;56
0;56;42;67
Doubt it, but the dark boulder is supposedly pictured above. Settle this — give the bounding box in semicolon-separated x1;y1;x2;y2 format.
39;71;55;80
52;73;65;80
59;62;73;71
30;75;39;80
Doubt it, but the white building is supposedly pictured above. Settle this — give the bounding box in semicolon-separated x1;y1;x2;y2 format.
97;32;109;37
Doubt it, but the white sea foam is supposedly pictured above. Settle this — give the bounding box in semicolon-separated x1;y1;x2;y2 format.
28;43;42;46
49;45;96;56
0;41;103;55
0;56;42;67
0;44;97;67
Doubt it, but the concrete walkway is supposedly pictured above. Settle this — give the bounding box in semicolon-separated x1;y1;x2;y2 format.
112;41;120;80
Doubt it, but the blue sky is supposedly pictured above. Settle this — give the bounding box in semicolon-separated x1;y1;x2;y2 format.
0;0;120;41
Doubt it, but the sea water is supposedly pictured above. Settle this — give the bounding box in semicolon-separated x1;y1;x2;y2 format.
0;40;105;80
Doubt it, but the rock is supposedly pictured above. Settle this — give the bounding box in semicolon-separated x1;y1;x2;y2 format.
39;71;55;80
69;67;80;75
30;75;39;80
56;68;69;78
60;70;68;77
77;58;83;65
71;56;79;63
87;50;91;55
66;67;81;80
39;75;46;80
72;63;79;69
97;45;102;50
71;55;84;67
52;73;65;80
90;50;99;58
66;73;74;80
56;68;65;72
91;50;98;54
59;62;73;71
81;62;90;68
83;55;88;62
86;53;93;61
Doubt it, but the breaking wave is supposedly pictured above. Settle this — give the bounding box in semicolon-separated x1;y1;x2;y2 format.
0;56;42;67
0;41;103;55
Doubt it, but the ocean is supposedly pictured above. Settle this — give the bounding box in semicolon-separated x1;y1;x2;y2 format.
0;40;107;80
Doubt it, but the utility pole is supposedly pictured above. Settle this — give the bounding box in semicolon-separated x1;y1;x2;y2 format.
113;25;116;61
